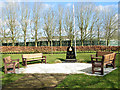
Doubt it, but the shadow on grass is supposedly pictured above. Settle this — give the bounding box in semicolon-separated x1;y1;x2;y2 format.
56;58;65;61
27;60;45;65
84;60;91;63
1;62;25;73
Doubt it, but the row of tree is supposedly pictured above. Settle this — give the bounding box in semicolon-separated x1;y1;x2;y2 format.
0;2;118;47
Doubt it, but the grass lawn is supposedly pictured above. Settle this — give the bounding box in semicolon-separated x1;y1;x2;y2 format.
56;69;118;88
1;52;119;88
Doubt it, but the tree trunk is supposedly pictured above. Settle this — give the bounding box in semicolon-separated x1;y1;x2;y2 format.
12;40;14;46
12;30;15;46
51;39;53;54
81;40;83;46
59;19;62;46
97;39;100;45
90;40;92;46
81;29;83;46
48;40;50;46
97;28;100;45
106;39;110;46
60;39;62;46
70;39;72;46
59;29;62;46
59;33;62;46
35;29;37;47
24;31;26;46
35;40;37;47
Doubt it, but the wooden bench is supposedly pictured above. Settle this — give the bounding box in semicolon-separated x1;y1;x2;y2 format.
91;52;116;75
3;56;19;74
22;53;46;66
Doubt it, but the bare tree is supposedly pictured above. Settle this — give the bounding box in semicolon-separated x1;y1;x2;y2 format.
95;11;103;45
103;8;118;46
64;8;74;46
4;3;20;46
20;3;30;46
0;9;7;44
58;6;63;46
76;3;96;46
31;3;42;47
43;8;56;47
89;9;98;46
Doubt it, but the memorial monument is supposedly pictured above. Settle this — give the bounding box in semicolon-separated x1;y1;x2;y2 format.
65;46;77;62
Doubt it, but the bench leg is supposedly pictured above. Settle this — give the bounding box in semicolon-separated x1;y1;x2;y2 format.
23;61;25;66
113;61;115;68
101;66;104;75
113;65;115;68
106;64;108;68
4;67;7;74
25;60;27;66
41;60;43;63
45;59;46;64
22;60;25;66
92;66;94;74
18;63;20;69
13;65;16;73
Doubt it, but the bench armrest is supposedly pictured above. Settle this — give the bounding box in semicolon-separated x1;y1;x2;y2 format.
91;55;96;58
91;57;102;59
11;59;19;62
42;56;46;58
93;61;102;63
4;62;13;64
91;55;102;59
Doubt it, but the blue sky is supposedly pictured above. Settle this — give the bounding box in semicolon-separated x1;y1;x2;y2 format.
0;0;118;9
1;0;120;2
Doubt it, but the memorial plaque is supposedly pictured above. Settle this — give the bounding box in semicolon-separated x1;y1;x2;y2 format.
65;46;77;62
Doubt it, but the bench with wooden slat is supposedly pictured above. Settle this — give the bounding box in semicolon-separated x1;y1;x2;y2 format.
3;56;20;74
22;53;46;66
91;52;116;75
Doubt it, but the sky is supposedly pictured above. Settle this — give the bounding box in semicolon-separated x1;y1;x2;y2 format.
0;0;120;2
0;0;119;5
0;0;118;11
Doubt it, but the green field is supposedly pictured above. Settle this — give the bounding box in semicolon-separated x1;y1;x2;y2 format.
1;53;119;88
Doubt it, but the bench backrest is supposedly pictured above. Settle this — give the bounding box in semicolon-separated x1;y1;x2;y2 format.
96;51;112;56
103;53;116;64
3;56;12;63
22;53;43;59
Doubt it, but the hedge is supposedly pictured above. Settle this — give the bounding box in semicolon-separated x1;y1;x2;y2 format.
0;46;119;54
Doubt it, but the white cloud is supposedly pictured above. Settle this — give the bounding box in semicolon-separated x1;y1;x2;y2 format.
95;4;118;12
41;3;55;9
5;0;19;2
43;3;50;8
5;0;12;2
95;5;104;11
0;1;5;8
66;3;72;7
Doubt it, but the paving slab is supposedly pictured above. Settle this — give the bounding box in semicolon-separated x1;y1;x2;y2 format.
15;63;117;76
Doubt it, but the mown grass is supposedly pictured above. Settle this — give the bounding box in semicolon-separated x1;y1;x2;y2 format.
1;53;119;88
56;69;118;88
